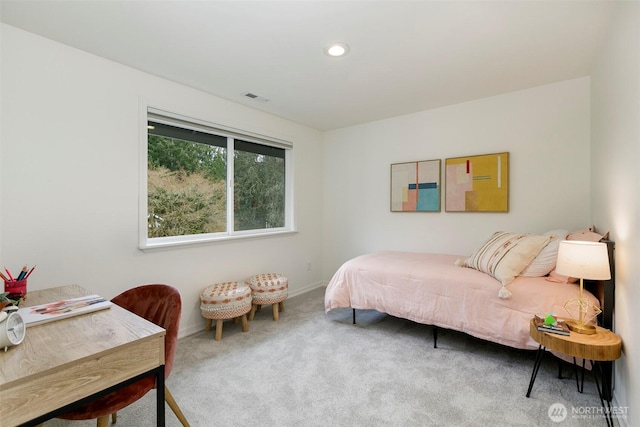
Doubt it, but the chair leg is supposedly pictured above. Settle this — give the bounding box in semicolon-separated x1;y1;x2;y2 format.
215;319;223;341
241;313;249;332
165;386;190;427
96;415;110;427
248;304;257;321
204;318;212;331
279;301;285;312
111;412;117;424
272;303;279;321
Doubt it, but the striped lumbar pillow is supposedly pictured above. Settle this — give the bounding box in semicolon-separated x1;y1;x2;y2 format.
464;231;553;298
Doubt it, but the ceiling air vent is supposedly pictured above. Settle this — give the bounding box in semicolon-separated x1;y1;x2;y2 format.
242;92;269;103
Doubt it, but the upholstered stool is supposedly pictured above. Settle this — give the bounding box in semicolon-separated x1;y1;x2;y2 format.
200;282;252;341
245;273;288;321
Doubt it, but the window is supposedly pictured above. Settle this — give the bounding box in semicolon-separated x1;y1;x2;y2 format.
141;109;294;249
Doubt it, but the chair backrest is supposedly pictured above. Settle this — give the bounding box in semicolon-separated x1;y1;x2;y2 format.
111;284;182;378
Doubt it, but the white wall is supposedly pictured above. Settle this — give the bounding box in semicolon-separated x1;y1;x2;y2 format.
322;78;592;277
0;24;325;336
591;2;640;425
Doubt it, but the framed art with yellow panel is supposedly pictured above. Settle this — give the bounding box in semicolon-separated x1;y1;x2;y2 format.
445;152;509;212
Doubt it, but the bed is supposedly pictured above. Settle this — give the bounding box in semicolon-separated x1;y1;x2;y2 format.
324;231;615;353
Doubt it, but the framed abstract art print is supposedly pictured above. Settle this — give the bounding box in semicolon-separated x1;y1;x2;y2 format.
445;152;509;212
390;159;441;212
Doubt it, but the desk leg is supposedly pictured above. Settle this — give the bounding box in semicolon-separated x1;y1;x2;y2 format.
157;364;166;426
526;345;546;398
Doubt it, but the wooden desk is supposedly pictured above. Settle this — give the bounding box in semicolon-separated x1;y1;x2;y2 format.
0;285;166;426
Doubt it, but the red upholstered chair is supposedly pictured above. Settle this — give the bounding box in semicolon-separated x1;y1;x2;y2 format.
55;284;189;427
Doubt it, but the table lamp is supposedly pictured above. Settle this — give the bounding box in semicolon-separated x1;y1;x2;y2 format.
555;240;611;334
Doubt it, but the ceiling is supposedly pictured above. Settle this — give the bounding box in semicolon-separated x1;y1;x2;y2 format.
1;1;616;131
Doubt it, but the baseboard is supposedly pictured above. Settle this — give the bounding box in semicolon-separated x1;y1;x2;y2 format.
612;393;630;427
180;322;206;338
178;281;326;338
288;280;325;298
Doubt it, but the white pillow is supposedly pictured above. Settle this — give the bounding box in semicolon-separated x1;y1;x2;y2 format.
465;231;553;286
520;229;568;277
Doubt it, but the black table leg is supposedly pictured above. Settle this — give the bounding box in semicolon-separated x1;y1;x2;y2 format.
557;358;563;379
526;345;546;398
157;364;166;426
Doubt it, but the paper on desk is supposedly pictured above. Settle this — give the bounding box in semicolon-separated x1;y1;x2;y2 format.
18;295;112;327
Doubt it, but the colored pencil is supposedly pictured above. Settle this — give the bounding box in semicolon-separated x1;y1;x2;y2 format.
25;265;37;279
16;265;28;281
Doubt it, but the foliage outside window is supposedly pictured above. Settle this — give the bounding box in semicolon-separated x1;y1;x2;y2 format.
143;111;292;248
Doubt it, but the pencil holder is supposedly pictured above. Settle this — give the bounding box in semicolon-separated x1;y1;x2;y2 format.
4;278;27;300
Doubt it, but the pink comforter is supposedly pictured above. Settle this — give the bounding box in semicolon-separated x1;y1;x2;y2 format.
324;251;599;350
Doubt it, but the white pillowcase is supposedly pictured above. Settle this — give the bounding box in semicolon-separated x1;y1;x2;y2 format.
520;229;568;277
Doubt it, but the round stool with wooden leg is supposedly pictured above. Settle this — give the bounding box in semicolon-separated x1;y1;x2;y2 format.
245;273;288;321
200;282;252;341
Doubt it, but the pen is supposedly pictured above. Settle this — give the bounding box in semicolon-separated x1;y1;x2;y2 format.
0;271;8;282
4;268;14;281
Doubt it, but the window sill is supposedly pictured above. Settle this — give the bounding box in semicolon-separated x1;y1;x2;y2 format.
140;229;298;252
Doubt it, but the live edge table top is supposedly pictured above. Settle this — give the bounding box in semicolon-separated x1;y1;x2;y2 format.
529;318;621;362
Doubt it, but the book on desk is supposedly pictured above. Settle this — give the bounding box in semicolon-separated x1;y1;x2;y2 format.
18;294;112;327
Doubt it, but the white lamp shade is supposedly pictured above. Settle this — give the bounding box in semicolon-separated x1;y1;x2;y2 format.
555;240;611;280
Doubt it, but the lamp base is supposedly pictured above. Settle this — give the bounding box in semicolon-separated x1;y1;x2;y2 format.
566;320;597;335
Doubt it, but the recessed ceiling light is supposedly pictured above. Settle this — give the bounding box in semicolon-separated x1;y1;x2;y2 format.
324;42;350;57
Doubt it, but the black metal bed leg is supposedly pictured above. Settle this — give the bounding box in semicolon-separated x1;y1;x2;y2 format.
433;326;438;348
526;345;546;398
352;308;356;324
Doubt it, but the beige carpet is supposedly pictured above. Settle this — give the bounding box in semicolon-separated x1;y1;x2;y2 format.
44;286;618;427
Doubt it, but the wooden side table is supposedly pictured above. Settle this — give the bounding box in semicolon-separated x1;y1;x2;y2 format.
526;318;621;427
